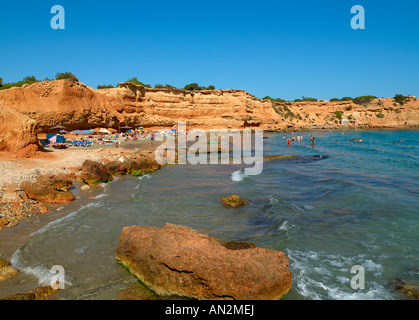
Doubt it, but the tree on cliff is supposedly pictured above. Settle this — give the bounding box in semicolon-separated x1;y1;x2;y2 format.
154;84;177;89
263;96;287;103
184;83;216;91
97;84;114;89
126;77;151;88
0;76;39;90
55;72;79;82
0;78;3;87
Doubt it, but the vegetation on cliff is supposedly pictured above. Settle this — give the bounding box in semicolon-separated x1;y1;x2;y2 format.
55;72;79;82
353;95;378;105
394;94;410;106
183;83;215;91
0;76;40;90
294;96;318;102
330;97;353;102
262;96;288;103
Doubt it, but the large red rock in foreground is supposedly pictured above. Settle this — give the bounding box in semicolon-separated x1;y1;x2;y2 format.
116;223;291;300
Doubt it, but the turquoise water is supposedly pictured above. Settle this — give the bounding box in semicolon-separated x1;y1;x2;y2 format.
2;130;418;300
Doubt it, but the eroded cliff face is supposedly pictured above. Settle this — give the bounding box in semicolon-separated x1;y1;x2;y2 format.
0;80;417;135
0;80;280;131
270;98;419;130
0;104;40;158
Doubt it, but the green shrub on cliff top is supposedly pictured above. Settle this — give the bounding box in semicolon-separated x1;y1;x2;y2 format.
394;94;410;106
353;95;377;105
55;72;79;82
184;83;216;91
0;76;40;90
263;96;287;103
126;77;151;88
97;84;114;89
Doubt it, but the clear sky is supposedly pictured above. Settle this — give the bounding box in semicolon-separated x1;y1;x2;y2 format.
1;0;418;100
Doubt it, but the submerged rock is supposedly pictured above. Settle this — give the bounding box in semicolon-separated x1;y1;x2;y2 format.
264;155;299;161
0;286;59;300
221;195;250;208
391;278;419;300
0;259;18;282
21;175;75;204
116;223;291;300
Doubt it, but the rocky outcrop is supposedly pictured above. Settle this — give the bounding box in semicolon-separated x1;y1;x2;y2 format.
221;195;250;207
21;175;75;203
0;258;18;282
0;104;41;158
80;160;113;185
116;223;291;300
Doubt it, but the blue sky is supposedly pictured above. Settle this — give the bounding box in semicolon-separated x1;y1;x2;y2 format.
1;0;418;100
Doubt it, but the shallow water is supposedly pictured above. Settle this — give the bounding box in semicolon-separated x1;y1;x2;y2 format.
0;130;418;300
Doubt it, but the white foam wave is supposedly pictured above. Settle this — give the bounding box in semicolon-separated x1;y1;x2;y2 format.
94;193;107;199
278;220;289;231
11;252;72;287
138;174;150;180
231;169;246;182
75;245;89;254
29;202;102;237
287;249;393;300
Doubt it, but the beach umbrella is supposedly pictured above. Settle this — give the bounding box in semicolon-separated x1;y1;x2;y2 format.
50;125;67;131
99;128;111;134
47;134;66;143
60;130;69;134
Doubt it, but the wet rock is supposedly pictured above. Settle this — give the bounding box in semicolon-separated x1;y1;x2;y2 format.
0;259;18;282
391;278;419;300
221;195;250;208
80;184;90;191
117;284;158;300
80;160;113;185
0;218;9;227
0;286;59;300
21;175;75;204
116;223;291;300
106;160;128;176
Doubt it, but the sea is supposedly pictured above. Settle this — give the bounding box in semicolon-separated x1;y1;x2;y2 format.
0;129;418;300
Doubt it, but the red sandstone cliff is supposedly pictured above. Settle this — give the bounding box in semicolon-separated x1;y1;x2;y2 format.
0;79;418;158
0;104;41;158
0;80;280;132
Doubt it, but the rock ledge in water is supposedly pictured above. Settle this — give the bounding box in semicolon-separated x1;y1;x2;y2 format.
221;195;250;208
116;223;291;300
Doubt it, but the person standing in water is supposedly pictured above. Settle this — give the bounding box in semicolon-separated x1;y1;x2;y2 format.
312;136;315;148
